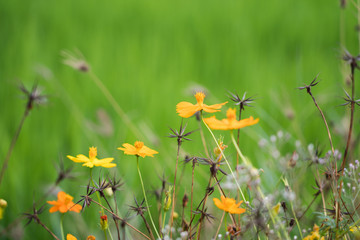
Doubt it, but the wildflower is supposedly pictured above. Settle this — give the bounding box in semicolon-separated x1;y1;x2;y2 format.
350;226;360;239
100;215;108;230
213;195;246;214
303;224;324;240
0;199;7;219
271;202;281;216
67;234;96;240
203;108;259;130
176;92;227;118
47;191;82;213
67;147;116;168
117;141;158;158
214;139;227;162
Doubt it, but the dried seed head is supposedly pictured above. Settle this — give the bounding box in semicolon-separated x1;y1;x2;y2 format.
61;49;90;72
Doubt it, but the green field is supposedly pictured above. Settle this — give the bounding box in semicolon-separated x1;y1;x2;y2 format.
1;0;359;239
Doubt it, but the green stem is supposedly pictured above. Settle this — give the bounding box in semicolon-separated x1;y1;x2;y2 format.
137;156;161;239
89;169;108;240
202;119;247;202
60;214;65;240
230;131;250;166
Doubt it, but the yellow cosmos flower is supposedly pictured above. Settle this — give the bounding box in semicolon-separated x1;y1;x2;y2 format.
67;234;96;240
176;92;227;118
117;141;158;158
47;191;82;213
67;147;116;168
213;195;246;214
303;224;324;240
203;108;259;130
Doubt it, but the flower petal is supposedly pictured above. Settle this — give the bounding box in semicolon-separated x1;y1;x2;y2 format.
176;102;201;118
202;102;227;113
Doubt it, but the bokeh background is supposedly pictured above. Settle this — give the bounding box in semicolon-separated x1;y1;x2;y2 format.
1;0;359;239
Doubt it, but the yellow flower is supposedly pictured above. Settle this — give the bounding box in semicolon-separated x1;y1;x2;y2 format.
117;141;158;158
271;202;281;216
47;191;82;213
67;234;77;240
67;147;116;168
203;108;259;130
176;92;227;118
303;224;324;240
67;234;96;240
213;195;246;214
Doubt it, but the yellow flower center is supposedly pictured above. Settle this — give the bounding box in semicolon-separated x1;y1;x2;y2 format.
195;92;205;106
226;108;236;122
63;194;73;204
89;147;97;159
134;141;144;150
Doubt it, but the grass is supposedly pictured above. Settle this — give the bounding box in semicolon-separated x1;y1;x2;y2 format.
0;0;359;239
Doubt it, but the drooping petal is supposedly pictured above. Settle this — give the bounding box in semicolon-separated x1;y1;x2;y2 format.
48;205;59;213
67;203;82;213
176;101;201;118
118;143;138;155
67;154;89;163
202;102;227;113
138;146;159;158
232;117;259;129
203;116;230;130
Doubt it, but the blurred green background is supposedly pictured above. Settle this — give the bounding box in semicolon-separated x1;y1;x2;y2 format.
0;0;359;239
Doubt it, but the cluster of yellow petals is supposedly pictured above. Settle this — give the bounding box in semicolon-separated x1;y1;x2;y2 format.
176;92;227;118
213;195;246;214
118;141;158;158
67;147;116;168
47;191;82;213
67;234;95;240
303;224;324;240
203;108;259;130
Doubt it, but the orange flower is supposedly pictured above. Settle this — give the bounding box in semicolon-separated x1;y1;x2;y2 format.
118;141;158;158
67;234;96;240
203;108;259;130
47;191;82;213
213;195;245;214
176;92;227;118
67;147;116;168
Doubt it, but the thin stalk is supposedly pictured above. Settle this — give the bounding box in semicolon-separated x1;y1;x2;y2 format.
89;169;108;240
214;211;226;240
140;213;156;240
196;176;213;240
338;56;356;228
307;92;335;155
189;161;195;236
38;220;60;240
0;107;29;186
90;199;151;240
199;112;210;158
202;119;247;202
290;202;303;239
316;168;327;217
169;143;181;239
230;131;250;166
60;214;65;240
136;156;161;239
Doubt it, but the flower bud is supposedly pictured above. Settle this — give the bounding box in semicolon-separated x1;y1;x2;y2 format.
100;215;108;230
